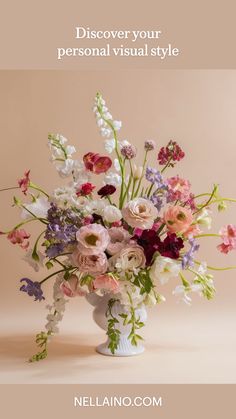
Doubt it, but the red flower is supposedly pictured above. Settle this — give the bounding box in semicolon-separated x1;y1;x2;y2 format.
97;184;116;198
18;170;30;195
7;229;30;249
83;152;112;174
158;141;185;166
76;182;95;196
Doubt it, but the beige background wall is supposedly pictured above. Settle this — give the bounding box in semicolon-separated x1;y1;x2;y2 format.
0;70;236;383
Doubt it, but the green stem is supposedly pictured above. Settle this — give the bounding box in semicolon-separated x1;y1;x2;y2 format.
32;230;45;258
1;218;43;234
121;160;133;206
194;260;236;271
194;233;220;239
20;204;48;225
39;267;77;284
134;150;148;198
29;183;49;198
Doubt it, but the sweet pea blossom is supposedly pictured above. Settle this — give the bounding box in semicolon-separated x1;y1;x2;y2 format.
150;255;181;285
217;224;236;254
76;224;110;255
7;229;30;249
21;197;50;220
104;171;122;187
18;170;30;195
166;176;191;202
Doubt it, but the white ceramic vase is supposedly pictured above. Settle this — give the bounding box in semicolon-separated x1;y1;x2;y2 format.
86;292;147;357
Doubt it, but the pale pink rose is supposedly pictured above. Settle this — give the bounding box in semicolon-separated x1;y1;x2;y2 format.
164;205;193;234
122;198;158;229
76;224;110;255
109;244;146;272
217;224;236;254
72;250;108;275
166;176;191;202
60;274;86;298
107;227;131;255
93;274;119;292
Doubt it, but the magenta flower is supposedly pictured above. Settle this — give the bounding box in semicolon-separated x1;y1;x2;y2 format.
18;170;30;195
158;140;185;166
83;152;112;174
76;182;95;196
7;229;30;249
166;176;191;202
217;224;236;254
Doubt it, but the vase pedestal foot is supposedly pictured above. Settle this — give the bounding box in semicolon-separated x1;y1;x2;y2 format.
96;339;145;357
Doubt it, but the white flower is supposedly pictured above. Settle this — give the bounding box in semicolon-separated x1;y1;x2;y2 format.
109;245;146;273
73;160;90;185
104;138;115;154
45;275;68;334
196;208;212;229
114;158;121;172
113;120;122;131
133;165;143;179
118;282;144;308
85;199;106;216
103;205;122;223
150;256;181;285
54;158;74;178
104;171;122;187
100;127;112;138
172;285;192;305
21;197;50;220
22;248;45;272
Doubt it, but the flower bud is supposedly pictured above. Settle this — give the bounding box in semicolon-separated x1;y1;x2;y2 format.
133;164;143;179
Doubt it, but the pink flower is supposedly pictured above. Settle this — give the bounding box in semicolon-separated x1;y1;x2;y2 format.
217;224;236;254
76;224;110;255
93;274;120;292
60;274;86;298
76;182;95;196
72;250;108;275
122;198;158;229
107;227;132;255
164;205;193;234
83;152;112;174
7;229;30;249
166;176;191;202
184;223;202;238
18;170;30;195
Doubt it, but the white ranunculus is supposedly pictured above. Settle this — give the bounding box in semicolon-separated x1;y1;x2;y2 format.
150;256;181;285
104;172;122;187
104;138;115;154
110;245;146;273
21;197;50;220
103;205;122;223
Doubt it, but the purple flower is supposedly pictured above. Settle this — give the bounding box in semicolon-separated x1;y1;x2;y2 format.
20;278;45;301
182;238;200;269
145;167;166;189
150;193;164;212
144;140;156;151
45;203;81;257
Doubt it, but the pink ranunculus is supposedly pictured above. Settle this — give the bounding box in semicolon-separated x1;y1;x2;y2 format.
107;227;132;255
83;152;112;174
164;205;193;234
60;274;86;298
122;197;158;229
18;170;30;195
93;274;120;292
72;250;108;275
166;175;191;202
7;229;30;249
76;224;110;255
217;224;236;254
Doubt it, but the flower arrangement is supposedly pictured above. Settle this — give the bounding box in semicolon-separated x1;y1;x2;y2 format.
1;92;236;360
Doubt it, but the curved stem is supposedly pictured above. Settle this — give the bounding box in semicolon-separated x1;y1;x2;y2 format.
134;150;148;198
1;218;43;234
194;260;236;271
194;233;220;239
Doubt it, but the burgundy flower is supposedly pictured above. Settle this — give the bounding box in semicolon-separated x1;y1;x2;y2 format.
76;182;95;196
135;229;184;265
97;184;116;198
158;233;184;259
18;170;30;195
158;140;185;166
83;152;112;174
135;229;161;265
